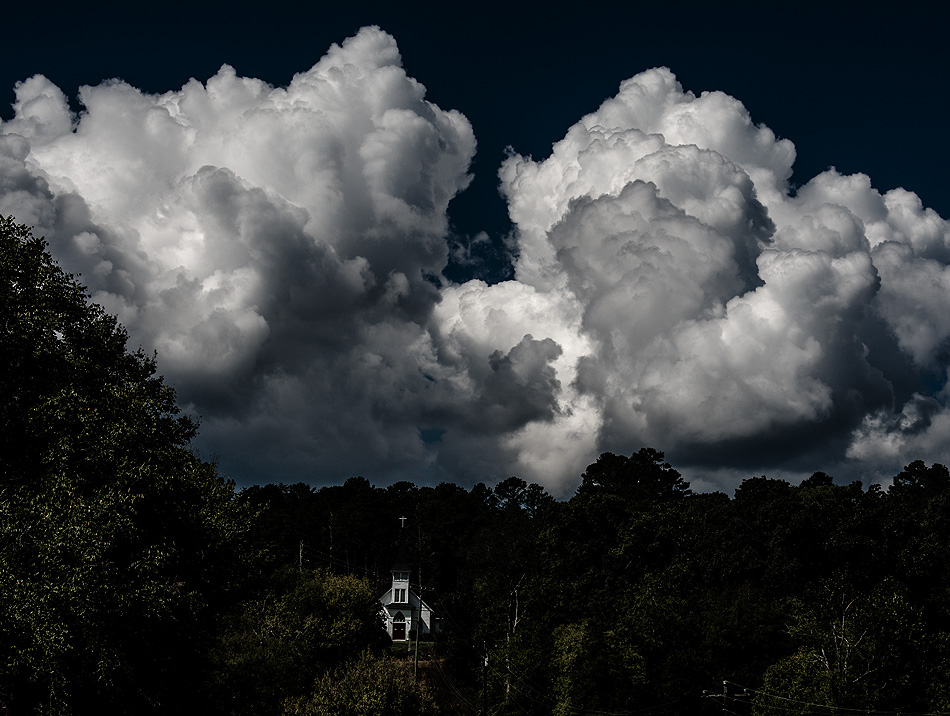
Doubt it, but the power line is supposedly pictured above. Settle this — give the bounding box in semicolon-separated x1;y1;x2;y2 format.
724;681;950;716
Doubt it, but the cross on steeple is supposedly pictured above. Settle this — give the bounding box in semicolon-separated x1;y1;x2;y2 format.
399;516;407;528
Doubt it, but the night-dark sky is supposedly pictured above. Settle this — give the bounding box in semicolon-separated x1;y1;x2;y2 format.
2;2;948;494
6;3;948;241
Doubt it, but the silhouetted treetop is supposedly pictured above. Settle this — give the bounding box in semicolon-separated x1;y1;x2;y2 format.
575;448;692;503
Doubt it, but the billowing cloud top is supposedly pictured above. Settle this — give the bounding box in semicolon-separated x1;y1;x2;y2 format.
3;28;949;494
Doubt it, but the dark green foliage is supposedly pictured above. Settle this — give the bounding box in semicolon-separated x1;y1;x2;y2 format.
892;459;950;497
210;567;388;716
0;216;249;714
284;650;440;716
551;620;646;715
756;578;927;715
575;447;692;504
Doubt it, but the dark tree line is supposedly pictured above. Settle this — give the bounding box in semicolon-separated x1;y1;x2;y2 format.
4;215;950;715
238;452;950;716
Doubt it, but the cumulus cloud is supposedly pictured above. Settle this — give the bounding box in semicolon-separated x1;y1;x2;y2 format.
485;66;950;488
3;31;949;494
1;27;483;483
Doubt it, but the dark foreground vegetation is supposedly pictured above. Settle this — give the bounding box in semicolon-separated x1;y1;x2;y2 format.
4;215;950;715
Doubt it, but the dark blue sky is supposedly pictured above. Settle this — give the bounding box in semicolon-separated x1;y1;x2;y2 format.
4;2;948;282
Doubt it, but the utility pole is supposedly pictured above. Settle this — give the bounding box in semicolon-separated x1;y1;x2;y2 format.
413;601;420;680
299;540;303;571
413;559;422;680
706;680;747;715
328;510;333;570
413;511;422;681
482;644;488;716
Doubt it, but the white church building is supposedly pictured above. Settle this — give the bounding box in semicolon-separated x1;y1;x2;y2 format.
379;536;437;641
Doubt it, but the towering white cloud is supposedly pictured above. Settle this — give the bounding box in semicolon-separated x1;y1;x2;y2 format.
481;66;950;489
2;31;949;494
1;27;482;484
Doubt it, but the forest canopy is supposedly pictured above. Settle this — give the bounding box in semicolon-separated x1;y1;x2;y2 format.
0;216;254;713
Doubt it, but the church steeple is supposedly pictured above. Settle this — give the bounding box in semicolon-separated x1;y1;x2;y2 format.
391;516;411;604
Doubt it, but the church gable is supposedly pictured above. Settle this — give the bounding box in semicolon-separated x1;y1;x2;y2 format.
379;520;437;641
